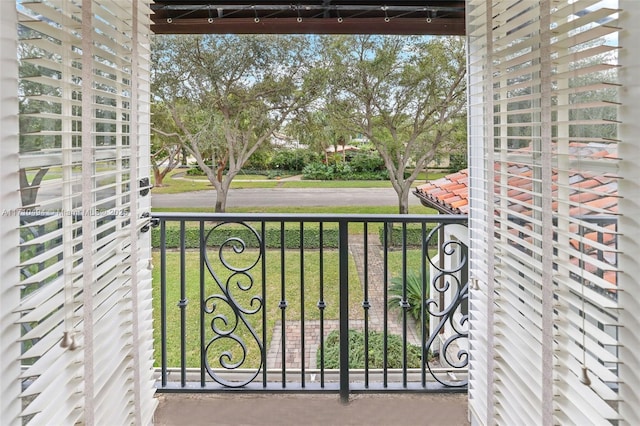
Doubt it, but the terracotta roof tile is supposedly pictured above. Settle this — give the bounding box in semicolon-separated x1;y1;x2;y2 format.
454;188;468;198
451;199;468;209
447;172;467;181
514;192;534;202
585;196;618;211
604;271;617;285
573;178;601;189
510;178;533;189
414;142;618;288
570;192;600;203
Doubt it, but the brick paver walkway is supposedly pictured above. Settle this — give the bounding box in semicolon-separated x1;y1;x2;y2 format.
266;234;419;370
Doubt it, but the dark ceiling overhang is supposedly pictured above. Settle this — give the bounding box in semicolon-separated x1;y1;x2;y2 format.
150;1;465;35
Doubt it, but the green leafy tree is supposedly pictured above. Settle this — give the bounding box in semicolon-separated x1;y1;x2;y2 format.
150;102;183;187
17;25;66;207
152;34;322;212
286;108;348;163
322;35;467;213
441;113;468;173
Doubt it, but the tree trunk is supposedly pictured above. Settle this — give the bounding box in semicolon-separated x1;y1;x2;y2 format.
398;186;410;214
181;147;188;166
398;196;409;215
153;168;165;187
215;186;228;213
19;167;49;208
216;159;226;184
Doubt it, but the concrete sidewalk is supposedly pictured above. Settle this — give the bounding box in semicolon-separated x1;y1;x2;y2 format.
154;393;469;426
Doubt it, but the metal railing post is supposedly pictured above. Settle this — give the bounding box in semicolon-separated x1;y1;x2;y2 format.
339;220;349;403
160;219;167;387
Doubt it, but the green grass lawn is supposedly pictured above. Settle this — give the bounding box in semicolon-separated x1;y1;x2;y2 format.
151;168;451;194
151;169;211;194
153;249;363;369
151;167;447;369
151;226;444;368
279;180;392;189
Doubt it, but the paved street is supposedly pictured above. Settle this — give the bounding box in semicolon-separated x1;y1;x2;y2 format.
151;187;422;209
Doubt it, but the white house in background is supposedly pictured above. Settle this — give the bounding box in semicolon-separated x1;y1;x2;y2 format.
325;144;360;154
271;131;304;149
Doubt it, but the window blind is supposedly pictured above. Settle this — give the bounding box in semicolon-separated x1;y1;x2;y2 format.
15;1;156;424
466;0;493;422
468;0;628;424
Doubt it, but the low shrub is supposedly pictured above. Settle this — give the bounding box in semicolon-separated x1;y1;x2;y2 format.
302;162;334;180
267;169;284;179
185;166;206;176
333;161;354;179
237;169;270;176
448;154;467;173
270;149;321;172
378;225;436;248
152;226;340;249
320;329;427;369
302;161;388;181
243;149;272;171
348;151;385;173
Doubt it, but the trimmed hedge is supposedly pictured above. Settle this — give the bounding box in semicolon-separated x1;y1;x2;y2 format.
152;226;340;249
378;225;437;248
301;161;389;181
152;224;439;249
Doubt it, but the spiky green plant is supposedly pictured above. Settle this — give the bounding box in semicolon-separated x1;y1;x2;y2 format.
387;270;430;327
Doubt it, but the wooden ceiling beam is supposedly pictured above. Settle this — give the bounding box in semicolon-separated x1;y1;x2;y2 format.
151;17;465;35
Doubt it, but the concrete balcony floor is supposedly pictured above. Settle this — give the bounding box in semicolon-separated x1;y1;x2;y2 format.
154;393;469;426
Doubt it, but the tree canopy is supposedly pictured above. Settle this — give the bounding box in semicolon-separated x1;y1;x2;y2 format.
151;34;466;213
319;35;467;213
151;34;324;211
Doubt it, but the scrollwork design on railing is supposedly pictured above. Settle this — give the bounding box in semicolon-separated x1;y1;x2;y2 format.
423;223;469;387
202;221;263;387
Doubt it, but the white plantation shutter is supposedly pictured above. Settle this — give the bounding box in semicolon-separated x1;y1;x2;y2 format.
618;2;640;425
1;1;23;424
467;0;640;424
12;1;156;425
466;0;493;422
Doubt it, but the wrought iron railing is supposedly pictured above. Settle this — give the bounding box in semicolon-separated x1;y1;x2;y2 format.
151;213;468;400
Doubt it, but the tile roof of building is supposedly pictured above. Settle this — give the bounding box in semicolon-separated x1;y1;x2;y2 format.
414;144;619;291
414;170;470;214
414;143;619;217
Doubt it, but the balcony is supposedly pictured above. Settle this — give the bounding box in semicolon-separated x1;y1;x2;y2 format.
151;212;469;403
154;392;469;425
